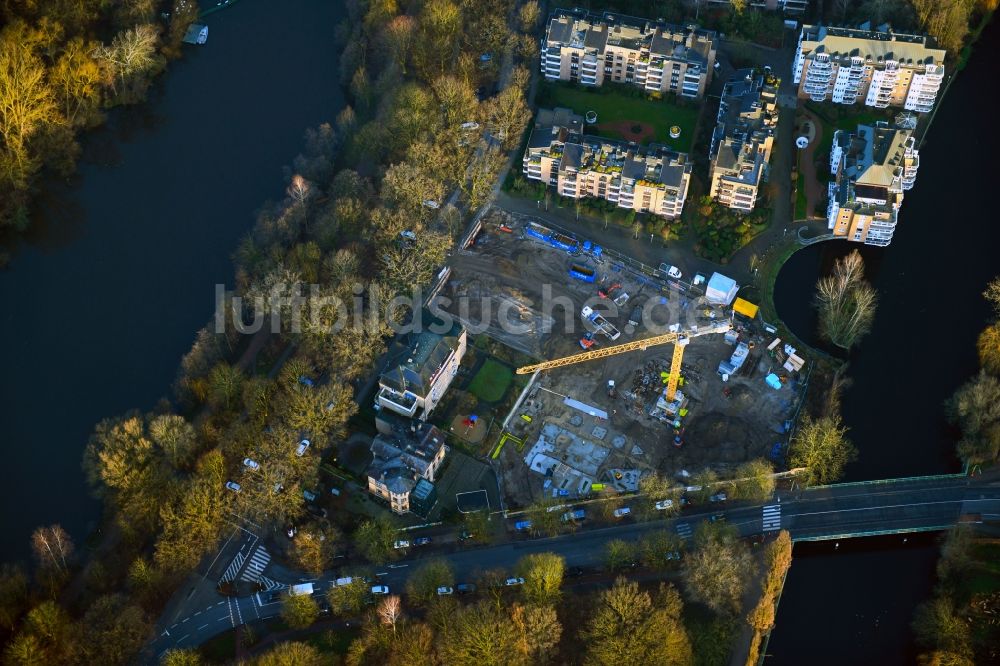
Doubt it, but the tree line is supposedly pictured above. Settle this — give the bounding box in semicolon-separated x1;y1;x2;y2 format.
0;0;200;235
0;0;539;661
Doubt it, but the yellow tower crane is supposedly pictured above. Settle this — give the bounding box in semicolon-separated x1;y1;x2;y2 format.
516;322;732;401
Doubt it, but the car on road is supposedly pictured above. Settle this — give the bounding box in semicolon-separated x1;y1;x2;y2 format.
654;499;674;511
243;458;260;471
455;583;477;594
709;492;728;503
393;540;410;550
659;263;683;279
709;513;726;523
436;586;454;596
371;585;389;595
680;495;693;507
413;537;432;546
514;520;533;531
295;438;311;456
504;577;525;587
458;529;474;541
613;507;632;518
225;481;241;493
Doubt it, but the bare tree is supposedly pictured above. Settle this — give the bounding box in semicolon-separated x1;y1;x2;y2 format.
377;595;404;635
31;525;74;573
815;250;877;350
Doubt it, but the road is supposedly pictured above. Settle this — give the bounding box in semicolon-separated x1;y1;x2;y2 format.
149;474;1000;657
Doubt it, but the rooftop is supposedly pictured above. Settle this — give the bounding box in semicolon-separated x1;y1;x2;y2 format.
367;416;447;492
379;308;464;397
800;24;946;66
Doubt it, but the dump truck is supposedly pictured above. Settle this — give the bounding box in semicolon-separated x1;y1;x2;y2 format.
581;306;621;341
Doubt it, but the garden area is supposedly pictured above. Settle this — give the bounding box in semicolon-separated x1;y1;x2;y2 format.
684;178;772;264
807;102;890;162
535;81;699;152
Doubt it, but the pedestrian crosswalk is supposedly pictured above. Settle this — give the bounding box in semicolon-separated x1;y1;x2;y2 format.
220;551;246;583
763;504;782;532
240;546;271;582
258;576;284;591
676;522;693;540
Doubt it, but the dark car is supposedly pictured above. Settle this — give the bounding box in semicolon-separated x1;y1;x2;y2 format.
455;583;477;594
413;537;432;546
567;567;586;578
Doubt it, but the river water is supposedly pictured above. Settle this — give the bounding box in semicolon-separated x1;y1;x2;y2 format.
767;16;1000;664
0;0;344;561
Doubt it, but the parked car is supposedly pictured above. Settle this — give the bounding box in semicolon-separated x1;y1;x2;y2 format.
297;376;315;387
654;499;674;511
243;457;260;471
371;585;389;595
413;537;432;546
393;540;410;550
225;481;241;493
659;263;682;279
504;577;525;587
455;583;477;594
295;438;311;456
514;520;533;531
458;530;474;541
613;507;632;518
303;489;317;502
709;492;728;503
666;551;682;561
436;586;454;596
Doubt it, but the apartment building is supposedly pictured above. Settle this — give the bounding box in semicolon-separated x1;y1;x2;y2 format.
826;123;919;246
708;70;780;212
542;10;717;99
793;24;946;112
377;311;466;420
367;415;447;516
523;108;693;218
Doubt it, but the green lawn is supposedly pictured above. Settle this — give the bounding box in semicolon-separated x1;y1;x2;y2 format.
467;358;514;403
795;171;808;221
808;103;887;159
536;81;699;152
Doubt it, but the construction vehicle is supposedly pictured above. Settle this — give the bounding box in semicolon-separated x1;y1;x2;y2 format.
599;282;622;300
581;306;621;341
517;321;732;402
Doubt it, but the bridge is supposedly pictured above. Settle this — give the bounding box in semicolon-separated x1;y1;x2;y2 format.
150;473;1000;657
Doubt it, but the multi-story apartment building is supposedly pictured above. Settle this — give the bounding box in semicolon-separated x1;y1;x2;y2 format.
523;108;693;218
708;70;780;212
793;25;946;112
541;10;717;99
826;122;920;246
377;311;466;420
367;415;447;516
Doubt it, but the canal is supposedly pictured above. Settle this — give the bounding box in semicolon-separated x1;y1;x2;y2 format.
767;16;1000;665
0;0;344;561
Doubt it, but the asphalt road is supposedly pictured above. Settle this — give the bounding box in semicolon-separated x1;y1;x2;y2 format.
149;474;1000;658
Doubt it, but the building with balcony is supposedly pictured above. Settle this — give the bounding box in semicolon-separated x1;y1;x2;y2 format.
708;70;780;211
523;108;692;218
366;414;447;516
826;122;919;246
793;24;945;111
542;9;717;99
376;311;466;420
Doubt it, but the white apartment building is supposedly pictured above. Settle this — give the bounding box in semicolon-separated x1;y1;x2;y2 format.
542;10;717;99
793;24;946;112
826;123;920;246
524;108;692;218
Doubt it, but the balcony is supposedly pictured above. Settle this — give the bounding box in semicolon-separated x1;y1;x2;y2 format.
378;388;418;417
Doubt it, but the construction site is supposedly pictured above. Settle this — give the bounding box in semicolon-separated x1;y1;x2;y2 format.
435;208;809;508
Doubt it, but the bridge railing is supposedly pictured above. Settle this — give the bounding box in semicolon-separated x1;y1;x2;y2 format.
802;469;968;492
792;523;956;543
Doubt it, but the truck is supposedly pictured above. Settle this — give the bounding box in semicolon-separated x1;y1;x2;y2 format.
289;583;315;597
628;305;642;328
561;508;586;522
581;306;621;341
569;264;596;283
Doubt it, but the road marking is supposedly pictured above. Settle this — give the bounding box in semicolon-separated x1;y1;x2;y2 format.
226;597;235;628
218;617;228;622
181;617;190;623
177;634;189;644
240;545;271;583
793;498;965;518
162;629;170;637
193;611;201;616
197;623;209;631
763;504;781;531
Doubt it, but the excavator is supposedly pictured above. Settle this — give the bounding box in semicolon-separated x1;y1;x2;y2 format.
517;321;732;402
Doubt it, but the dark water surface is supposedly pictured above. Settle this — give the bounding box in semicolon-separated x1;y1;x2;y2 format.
768;16;1000;664
0;0;344;561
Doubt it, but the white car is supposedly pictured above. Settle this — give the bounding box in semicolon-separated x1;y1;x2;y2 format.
436;586;454;595
654;499;674;511
613;507;632;518
393;540;410;550
504;577;525;587
459;121;480;131
371;585;389;595
243;457;260;471
295;439;311;457
422;200;440;209
225;481;241;493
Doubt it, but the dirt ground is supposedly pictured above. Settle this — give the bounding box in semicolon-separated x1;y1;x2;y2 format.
437;209;806;508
